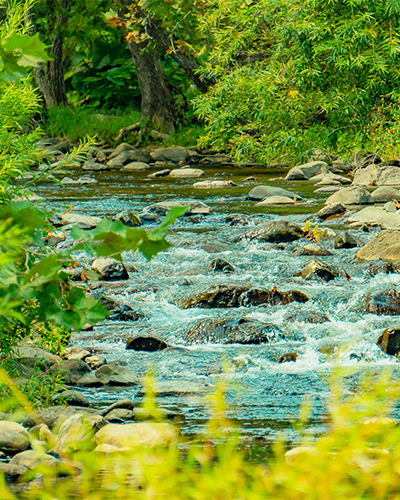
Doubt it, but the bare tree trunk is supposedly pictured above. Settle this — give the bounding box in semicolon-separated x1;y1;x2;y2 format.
124;29;176;134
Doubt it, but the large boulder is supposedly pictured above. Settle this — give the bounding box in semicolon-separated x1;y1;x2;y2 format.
52;390;90;407
181;284;308;309
95;422;179;450
168;168;204;178
57;359;92;385
57;414;97;452
294;259;343;281
151;147;188;163
10;450;60;469
183;318;284;344
348;207;400;230
107;149;152;168
285;161;329;180
143;199;210;216
0;421;30;454
355;230;400;261
314;172;351;186
92;257;129;281
243;220;304;243
248;185;301;201
371;186;400;203
16;346;61;371
122;161;151;171
325;186;372;205
126;336;168;352
95;363;140;386
316;203;346;220
109;143;136;159
353;164;400;187
366;290;400;315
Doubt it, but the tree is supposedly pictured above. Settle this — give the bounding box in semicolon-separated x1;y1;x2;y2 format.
194;0;400;163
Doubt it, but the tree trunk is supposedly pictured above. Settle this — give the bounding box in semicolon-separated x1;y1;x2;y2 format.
124;29;176;134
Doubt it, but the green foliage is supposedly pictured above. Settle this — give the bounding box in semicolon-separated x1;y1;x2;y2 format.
43;105;141;143
194;0;400;163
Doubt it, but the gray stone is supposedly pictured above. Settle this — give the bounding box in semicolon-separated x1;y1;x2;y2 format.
57;414;97;452
256;196;295;206
144;199;210;216
123;161;151;171
0;462;28;481
294;259;343;281
285;161;329;180
111;211;142;227
348;207;400;229
355;230;400;261
107;150;152;168
371;186;400;203
317;203;346;220
168;168;204;178
209;258;235;273
57;359;92;385
62;346;90;361
82;162;109;171
334;231;361;249
16;346;61;370
10;450;59;469
244;220;304;243
0;421;30;454
151;146;189;163
105;409;135;423
109;143;137;159
59;212;102;229
52;390;90;407
147;169;171;178
325;186;372;205
193;179;236;188
248;185;301;201
100;399;135;417
95;363;140;386
92;257;129;280
315;172;351;186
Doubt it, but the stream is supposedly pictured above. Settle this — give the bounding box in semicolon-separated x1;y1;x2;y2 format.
33;164;400;449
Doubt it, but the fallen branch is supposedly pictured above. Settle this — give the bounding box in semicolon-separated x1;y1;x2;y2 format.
115;122;171;143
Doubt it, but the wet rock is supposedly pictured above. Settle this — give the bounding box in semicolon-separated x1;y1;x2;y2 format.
57;414;97;452
285;161;329;180
244;220;304;243
25;406;102;430
225;214;251;226
292;244;332;257
95;422;179;450
95;363;140;386
348;207;400;230
100;399;134;417
0;462;28;481
62;346;90;361
46;230;66;246
181;284;308;309
59;212;102;229
10;450;60;469
325;186;372;205
367;261;400;276
82;161;109;171
256;195;295;206
371;186;400;203
126;336;168;352
366;290;400;315
107;149;152;168
278;352;298;363
109;143;136;159
61;176;98;186
151;146;189;163
209;258;235;273
52;390;90;407
98;295;144;321
198;241;232;252
316;203;346;220
353;164;400;187
123;161;151;171
105;409;136;423
0;421;30;454
330;160;353;174
57;359;92;385
92;257;129;281
248;185;300;201
16;346;62;371
183;317;284;344
315;172;351;186
284;311;329;323
144;199;210;216
148;169;171;178
136;382;213;396
314;186;342;194
334;231;361;249
193;179;236;188
294;259;343;281
85;356;106;369
355;230;400;261
168;168;205;178
111;211;142;227
377;327;400;355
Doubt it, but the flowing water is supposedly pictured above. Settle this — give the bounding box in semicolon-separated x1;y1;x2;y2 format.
33;165;400;448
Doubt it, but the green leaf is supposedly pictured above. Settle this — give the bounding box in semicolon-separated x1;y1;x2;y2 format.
149;206;189;240
3;33;51;67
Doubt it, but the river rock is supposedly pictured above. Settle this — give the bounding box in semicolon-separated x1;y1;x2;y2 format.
92;257;129;280
57;414;97;452
95;363;140;386
85;356;106;369
334;231;361;249
151;147;189;163
377;327;400;355
353;164;400;187
348;207;400;230
285;161;329;180
98;295;144;321
26;406;102;430
371;186;400;203
144;199;210;216
355;230;400;261
0;421;30;454
95;422;179;450
136;382;214;397
317;203;346;220
10;450;60;469
256;196;295;206
59;212;102;229
148;169;171;178
123;161;151;171
105;409;135;423
112;211;142;227
331;160;353;174
57;359;92;385
315;173;351;186
100;399;135;417
248;185;301;201
126;336;168;352
62;346;90;361
292;244;332;257
193;179;236;188
366;290;400;315
0;462;28;481
82;161;109;171
107;149;152;168
314;186;342;194
109;143;136;159
168;168;204;178
16;346;62;371
52;390;90;407
243;220;304;243
181;284;308;308
367;261;400;276
278;352;298;363
285;311;330;323
183;317;284;344
294;259;343;281
325;186;372;205
209;258;235;273
61;176;98;186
